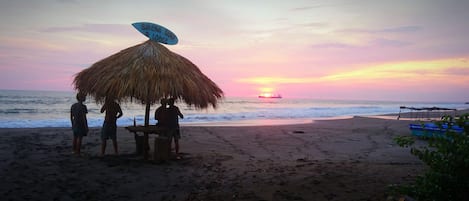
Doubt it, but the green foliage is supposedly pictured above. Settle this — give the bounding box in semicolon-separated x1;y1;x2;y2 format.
394;135;415;147
393;113;469;201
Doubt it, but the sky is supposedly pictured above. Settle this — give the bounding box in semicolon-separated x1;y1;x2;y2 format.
0;0;468;102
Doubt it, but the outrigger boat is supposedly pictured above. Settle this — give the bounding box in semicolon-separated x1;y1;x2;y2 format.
399;106;464;138
397;106;457;120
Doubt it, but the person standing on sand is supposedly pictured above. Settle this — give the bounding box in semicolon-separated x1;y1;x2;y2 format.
154;98;168;126
70;93;88;156
100;98;123;156
166;98;184;159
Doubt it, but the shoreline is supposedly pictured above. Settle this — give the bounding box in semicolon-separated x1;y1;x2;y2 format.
0;116;428;201
181;116;353;127
182;108;465;127
3;108;468;129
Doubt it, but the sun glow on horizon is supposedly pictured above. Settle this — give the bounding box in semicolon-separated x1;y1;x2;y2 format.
258;87;275;97
259;92;273;97
259;87;274;92
237;57;469;85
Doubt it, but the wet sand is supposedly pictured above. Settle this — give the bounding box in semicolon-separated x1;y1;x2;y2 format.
0;116;434;201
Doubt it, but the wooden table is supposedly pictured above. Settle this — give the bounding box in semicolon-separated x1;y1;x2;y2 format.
126;125;168;134
125;125;169;160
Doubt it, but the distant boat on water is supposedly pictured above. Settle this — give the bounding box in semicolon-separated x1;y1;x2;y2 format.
258;93;282;98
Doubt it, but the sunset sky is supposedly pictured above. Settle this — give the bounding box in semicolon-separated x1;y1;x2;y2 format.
1;0;468;102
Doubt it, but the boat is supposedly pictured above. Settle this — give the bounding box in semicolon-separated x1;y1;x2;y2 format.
409;123;463;138
258;93;282;98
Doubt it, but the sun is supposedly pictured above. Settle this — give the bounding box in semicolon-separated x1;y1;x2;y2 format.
259;87;274;94
258;87;278;98
260;92;273;98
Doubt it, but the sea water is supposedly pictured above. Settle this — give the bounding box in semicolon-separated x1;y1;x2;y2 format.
0;89;467;128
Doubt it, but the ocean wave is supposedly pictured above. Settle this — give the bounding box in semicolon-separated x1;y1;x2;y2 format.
1;90;467;128
0;108;38;114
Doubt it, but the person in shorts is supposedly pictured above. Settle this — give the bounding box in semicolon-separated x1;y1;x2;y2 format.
166;98;184;159
100;98;123;156
70;93;88;156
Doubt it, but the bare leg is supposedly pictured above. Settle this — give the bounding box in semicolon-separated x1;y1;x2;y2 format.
112;139;119;155
174;139;180;159
168;136;173;153
101;141;106;156
76;137;82;156
72;137;77;154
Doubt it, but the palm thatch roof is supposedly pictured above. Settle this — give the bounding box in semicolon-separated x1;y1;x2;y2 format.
73;40;223;109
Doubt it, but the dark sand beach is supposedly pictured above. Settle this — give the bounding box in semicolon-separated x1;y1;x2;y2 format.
3;112;467;201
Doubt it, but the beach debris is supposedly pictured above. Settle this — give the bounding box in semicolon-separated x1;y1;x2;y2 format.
296;158;308;162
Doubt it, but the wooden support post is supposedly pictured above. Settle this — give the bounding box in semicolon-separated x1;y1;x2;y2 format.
143;102;150;160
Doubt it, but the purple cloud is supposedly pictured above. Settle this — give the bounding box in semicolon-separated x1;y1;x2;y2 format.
371;38;412;47
339;25;422;34
41;24;134;35
311;42;357;49
379;26;423;33
442;65;469;76
56;0;78;4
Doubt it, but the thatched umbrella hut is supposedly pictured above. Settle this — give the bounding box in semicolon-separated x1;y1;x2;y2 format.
74;40;223;108
73;39;223;158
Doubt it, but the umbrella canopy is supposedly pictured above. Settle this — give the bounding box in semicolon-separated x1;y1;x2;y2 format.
73;40;223;108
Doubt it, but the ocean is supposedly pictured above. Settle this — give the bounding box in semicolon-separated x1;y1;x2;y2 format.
0;90;467;128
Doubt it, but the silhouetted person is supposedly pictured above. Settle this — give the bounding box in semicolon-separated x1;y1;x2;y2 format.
166;98;184;159
70;93;88;156
154;98;168;126
100;98;123;156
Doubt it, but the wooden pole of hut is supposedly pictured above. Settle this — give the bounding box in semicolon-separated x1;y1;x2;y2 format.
143;102;150;159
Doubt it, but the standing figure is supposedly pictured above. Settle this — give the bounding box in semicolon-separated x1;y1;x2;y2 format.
166;98;184;159
154;98;168;126
100;98;123;156
70;93;88;156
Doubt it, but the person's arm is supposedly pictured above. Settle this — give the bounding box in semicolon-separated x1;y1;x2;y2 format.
70;107;74;126
84;105;89;131
100;104;106;113
83;114;89;132
177;107;184;119
154;108;159;120
116;105;123;118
